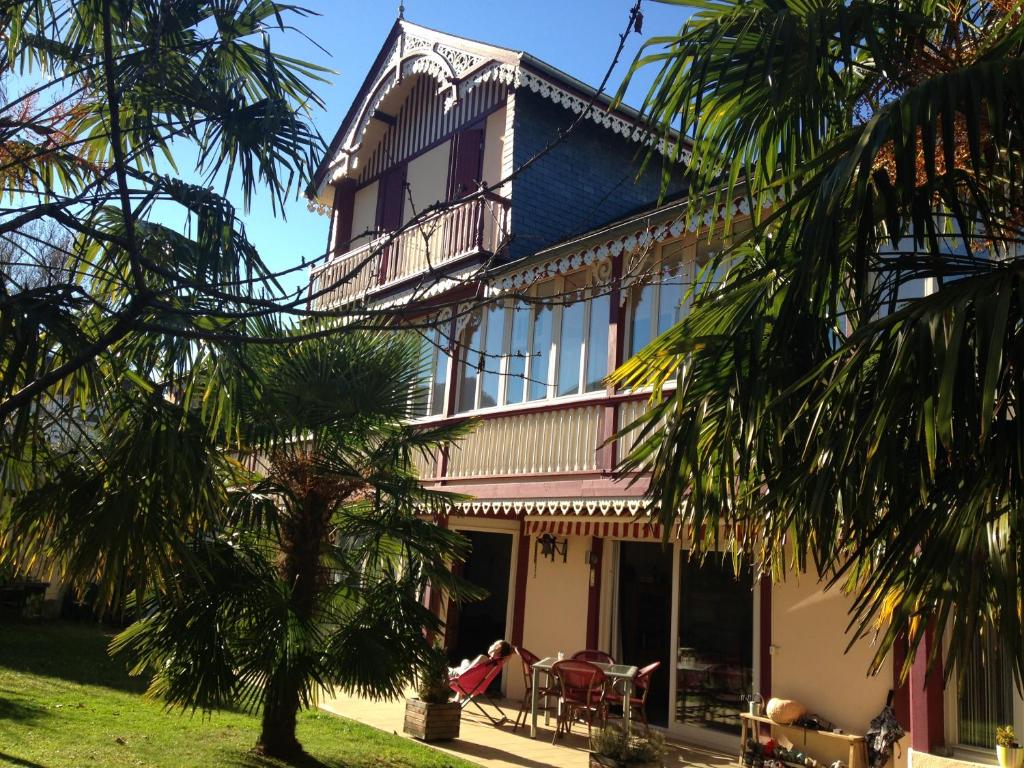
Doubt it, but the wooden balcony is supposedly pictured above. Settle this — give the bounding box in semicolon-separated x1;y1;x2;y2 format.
446;402;605;478
309;192;510;310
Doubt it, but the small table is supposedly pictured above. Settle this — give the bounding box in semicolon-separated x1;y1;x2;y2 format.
529;657;639;739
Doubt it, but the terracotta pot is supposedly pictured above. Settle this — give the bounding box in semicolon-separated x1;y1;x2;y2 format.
403;698;461;741
997;745;1024;768
589;755;662;768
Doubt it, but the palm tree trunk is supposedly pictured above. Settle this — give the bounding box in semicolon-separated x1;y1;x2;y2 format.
257;474;335;758
257;688;302;758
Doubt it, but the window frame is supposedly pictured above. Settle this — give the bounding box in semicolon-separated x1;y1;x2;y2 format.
454;267;612;414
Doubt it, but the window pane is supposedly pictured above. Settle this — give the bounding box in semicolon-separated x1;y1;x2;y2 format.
458;321;483;413
658;259;686;336
412;331;433;417
505;299;528;404
958;631;1014;748
479;303;505;408
629;282;654;357
529;282;554;400
430;328;448;416
558;285;585;397
585;292;609;391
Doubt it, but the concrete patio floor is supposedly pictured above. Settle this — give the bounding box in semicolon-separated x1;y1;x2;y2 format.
320;690;737;768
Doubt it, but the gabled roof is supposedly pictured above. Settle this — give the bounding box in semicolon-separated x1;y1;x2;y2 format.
310;19;687;201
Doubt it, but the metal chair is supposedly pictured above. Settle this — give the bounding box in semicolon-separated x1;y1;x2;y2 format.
571;649;615;665
512;646;558;731
605;660;660;730
551;659;607;747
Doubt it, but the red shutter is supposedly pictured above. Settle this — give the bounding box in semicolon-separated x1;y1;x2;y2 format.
448;127;485;200
376;164;406;231
375;164;406;283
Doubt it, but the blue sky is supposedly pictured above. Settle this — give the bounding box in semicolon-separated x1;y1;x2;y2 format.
232;0;690;298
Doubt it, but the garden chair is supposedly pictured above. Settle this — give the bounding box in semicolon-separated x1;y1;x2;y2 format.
571;649;615;665
448;655;511;727
551;659;607;747
605;660;660;730
512;646;558;732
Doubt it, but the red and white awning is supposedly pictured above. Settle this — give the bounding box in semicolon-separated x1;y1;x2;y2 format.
525;516;679;541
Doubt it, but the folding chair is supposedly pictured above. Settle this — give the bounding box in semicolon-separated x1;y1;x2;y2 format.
449;655;511;727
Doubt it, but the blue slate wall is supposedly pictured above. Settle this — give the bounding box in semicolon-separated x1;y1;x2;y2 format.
508;90;682;260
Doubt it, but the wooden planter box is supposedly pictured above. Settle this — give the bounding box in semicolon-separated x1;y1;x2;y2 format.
403;698;461;741
590;756;661;768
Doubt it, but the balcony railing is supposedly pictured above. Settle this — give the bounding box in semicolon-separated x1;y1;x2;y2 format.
445;403;604;478
309;192;511;310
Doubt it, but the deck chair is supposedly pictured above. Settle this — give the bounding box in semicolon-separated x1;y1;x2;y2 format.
448;655;511;727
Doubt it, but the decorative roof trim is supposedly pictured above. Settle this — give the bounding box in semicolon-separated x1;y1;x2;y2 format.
488;189;783;296
322;26;686;190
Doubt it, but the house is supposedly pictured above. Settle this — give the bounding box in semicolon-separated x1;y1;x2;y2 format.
305;17;1007;766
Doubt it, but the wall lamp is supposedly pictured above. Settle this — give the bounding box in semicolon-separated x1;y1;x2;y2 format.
535;533;568;566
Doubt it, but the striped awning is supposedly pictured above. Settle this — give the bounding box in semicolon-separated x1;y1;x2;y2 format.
525;516;678;541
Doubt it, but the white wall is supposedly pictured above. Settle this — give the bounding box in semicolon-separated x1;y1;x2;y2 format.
772;575;897;764
350;180;378;249
483;105;507;190
513;534;593;701
403;140;451;224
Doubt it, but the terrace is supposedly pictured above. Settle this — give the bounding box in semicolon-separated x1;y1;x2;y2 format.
320;689;735;768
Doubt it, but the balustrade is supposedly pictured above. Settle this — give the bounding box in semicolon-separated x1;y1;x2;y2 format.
309;193;510;310
445;403;604;478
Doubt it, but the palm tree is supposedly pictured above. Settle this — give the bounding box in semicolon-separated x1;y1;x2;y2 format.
7;327;476;760
614;0;1024;681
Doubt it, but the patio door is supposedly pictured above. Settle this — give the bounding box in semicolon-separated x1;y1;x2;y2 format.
445;529;513;692
671;552;755;748
613;541;674;726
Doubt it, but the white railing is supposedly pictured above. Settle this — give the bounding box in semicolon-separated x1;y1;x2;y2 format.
445;403;604;478
309;192;510;310
615;397;652;460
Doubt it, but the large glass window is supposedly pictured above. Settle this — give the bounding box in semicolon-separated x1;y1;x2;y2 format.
557;275;586;397
453;268;612;413
479;303;505;408
675;555;753;736
529;282;554;400
627;237;728;357
457;303;507;412
458;319;483;413
585;291;610;392
432;335;449;416
411;322;450;418
505;299;529;405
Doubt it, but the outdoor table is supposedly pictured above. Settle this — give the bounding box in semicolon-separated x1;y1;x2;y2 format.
529;657;639;739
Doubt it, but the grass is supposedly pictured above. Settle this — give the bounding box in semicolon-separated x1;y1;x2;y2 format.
0;621;475;768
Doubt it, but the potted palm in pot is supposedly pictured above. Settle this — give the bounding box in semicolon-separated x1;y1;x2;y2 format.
590;723;666;768
404;646;460;741
996;726;1024;768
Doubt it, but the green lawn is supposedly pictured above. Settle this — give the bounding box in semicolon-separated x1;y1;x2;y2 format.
0;621;474;768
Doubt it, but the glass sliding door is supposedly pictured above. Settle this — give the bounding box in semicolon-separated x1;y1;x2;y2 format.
674;553;754;739
955;632;1015;749
613;541;674;727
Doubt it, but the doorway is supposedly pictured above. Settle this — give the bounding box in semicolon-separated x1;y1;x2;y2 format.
614;541;674;727
445;530;513;691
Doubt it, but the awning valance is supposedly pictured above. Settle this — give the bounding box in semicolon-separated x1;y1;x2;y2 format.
452;498;648;518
